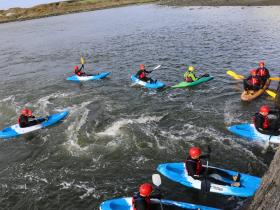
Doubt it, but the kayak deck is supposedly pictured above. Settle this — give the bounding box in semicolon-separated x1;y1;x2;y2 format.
171;76;213;88
130;75;165;89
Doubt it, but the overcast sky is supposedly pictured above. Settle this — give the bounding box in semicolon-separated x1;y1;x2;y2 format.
0;0;67;10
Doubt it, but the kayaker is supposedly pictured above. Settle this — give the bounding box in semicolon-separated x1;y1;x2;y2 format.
254;105;280;136
135;64;154;83
256;61;270;85
18;108;46;128
243;69;262;92
184;66;199;82
132;183;161;210
185;147;240;187
73;64;93;77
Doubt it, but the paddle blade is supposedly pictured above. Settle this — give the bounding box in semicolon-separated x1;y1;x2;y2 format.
80;57;85;65
226;70;244;80
269;77;280;81
152;174;161;187
266;89;276;98
153;65;161;71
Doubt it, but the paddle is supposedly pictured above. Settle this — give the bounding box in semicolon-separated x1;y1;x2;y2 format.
201;146;211;194
80;57;85;65
151;64;161;72
152;174;163;210
227;70;276;98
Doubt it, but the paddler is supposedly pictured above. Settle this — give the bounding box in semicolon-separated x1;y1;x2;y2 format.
256;61;270;85
254;105;280;135
184;66;199;82
132;183;161;210
135;64;154;83
185;147;240;187
243;69;262;92
18;108;46;128
73;64;87;76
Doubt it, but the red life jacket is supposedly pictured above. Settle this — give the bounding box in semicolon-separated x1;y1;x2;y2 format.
187;159;202;175
249;77;260;86
263;116;269;129
258;68;267;77
132;195;151;210
139;71;146;79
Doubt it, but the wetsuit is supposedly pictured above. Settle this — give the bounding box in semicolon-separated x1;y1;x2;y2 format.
185;155;237;186
243;75;262;91
132;192;161;210
136;69;154;83
18;115;45;128
257;67;270;85
254;111;280;136
75;64;87;76
184;71;198;82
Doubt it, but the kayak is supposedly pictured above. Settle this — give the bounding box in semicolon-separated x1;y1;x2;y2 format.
228;123;280;144
171;76;214;88
241;79;270;101
100;197;220;210
157;162;260;197
130;75;165;89
0;110;69;139
66;72;111;82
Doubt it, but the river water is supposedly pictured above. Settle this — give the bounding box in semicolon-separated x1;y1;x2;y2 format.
0;4;279;210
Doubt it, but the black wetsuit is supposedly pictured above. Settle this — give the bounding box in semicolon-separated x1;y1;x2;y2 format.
257;67;270;85
132;192;161;210
135;69;153;83
18;115;45;128
185;155;237;186
254;112;280;136
75;64;92;76
243;75;262;91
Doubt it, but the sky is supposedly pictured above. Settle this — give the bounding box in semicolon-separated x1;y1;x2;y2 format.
0;0;67;10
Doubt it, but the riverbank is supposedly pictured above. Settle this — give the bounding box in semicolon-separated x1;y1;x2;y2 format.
1;0;280;24
0;0;157;24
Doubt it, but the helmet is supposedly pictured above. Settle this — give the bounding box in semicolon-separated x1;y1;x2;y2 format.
188;66;194;71
260;105;270;113
74;66;79;71
140;64;145;70
139;183;153;197
189;147;201;158
22;108;31;116
27;110;32;116
250;69;257;75
259;61;265;66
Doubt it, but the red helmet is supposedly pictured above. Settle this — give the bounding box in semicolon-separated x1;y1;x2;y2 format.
250;69;257;75
189;147;201;158
139;183;153;197
140;64;145;70
259;61;265;66
22;108;31;116
74;66;79;71
259;105;270;113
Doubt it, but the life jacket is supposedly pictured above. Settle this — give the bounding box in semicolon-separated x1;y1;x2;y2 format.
249;76;260;86
132;193;151;210
257;68;267;77
253;115;269;129
139;71;146;79
186;159;202;175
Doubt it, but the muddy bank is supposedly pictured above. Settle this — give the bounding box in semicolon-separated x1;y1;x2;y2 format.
0;0;157;24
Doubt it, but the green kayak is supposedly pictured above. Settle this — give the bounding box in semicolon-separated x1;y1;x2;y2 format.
171;76;214;88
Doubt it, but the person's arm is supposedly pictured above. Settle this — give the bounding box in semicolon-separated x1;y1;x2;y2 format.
135;70;142;78
144;70;152;74
191;73;198;81
265;67;270;78
79;64;84;71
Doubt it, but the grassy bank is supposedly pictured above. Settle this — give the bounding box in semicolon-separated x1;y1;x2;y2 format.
0;0;158;24
0;0;280;24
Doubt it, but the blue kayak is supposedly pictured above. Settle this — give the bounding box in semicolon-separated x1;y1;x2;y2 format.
157;162;260;197
100;197;220;210
67;72;111;82
228;123;280;144
131;75;165;89
0;110;69;139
